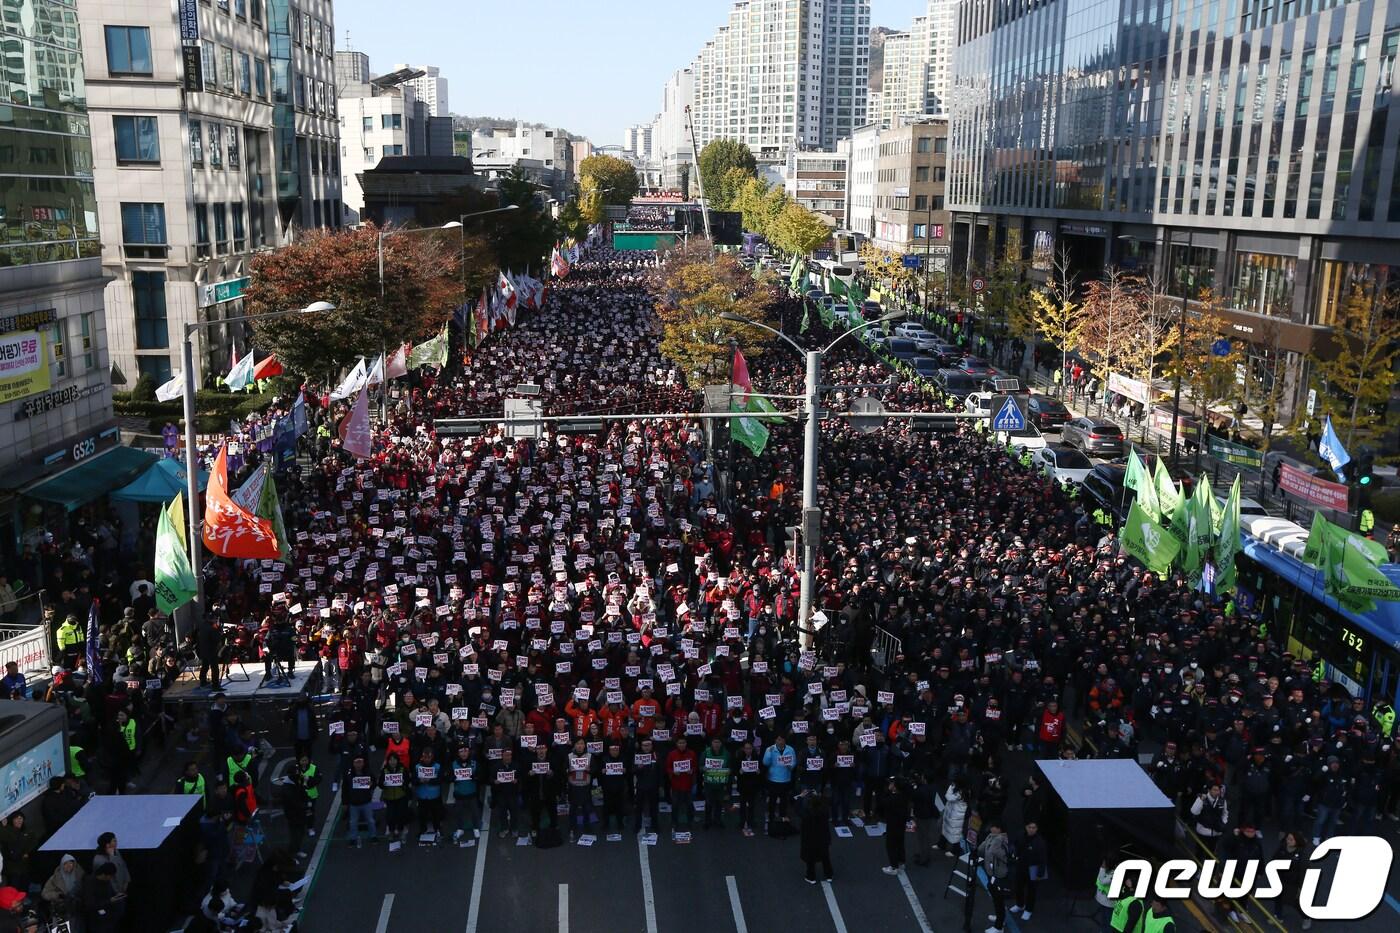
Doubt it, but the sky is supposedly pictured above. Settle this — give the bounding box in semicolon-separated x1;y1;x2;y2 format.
333;0;930;146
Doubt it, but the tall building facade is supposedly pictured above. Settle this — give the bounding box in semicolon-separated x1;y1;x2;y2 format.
79;0;342;387
333;48;368;86
949;0;1400;417
869;0;955;127
784;150;848;225
338;78;420;224
0;0;127;564
391;62;448;117
659;0;871;160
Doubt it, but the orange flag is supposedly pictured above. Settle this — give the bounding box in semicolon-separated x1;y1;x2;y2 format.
202;444;280;558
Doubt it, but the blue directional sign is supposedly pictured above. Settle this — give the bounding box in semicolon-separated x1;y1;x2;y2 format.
992;396;1026;432
902;254;921;269
1211;338;1232;356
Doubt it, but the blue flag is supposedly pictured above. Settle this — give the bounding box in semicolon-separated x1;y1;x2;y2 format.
1318;414;1351;480
290;391;308;439
85;598;103;683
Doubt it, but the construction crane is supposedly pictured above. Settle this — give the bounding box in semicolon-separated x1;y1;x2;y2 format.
683;105;712;241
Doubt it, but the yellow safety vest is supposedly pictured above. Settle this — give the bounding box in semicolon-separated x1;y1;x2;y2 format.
1109;896;1138;932
1141;907;1173;933
68;744;85;778
180;774;206;798
228;752;253;784
299;762;319;801
1360;509;1375;533
120;719;136;751
57;623;81;649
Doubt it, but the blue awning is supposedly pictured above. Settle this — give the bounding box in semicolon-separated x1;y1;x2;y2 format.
23;446;158;512
110;456;208;503
1241;535;1400;652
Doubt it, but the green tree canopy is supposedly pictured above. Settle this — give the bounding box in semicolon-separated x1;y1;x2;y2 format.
244;224;465;379
485;166;558;275
733;178;789;238
655;240;779;382
698;139;758;210
768;202;832;256
578;154;640;205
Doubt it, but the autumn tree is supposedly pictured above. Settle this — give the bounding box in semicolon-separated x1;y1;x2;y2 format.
484;166;558;274
859;243;917;294
768;203;832;256
655;240;779;382
245;223;464;378
1027;251;1085;393
1238;317;1291;455
1077;268;1147;382
977;249;1034;338
1310;288;1400;449
698;139;758;210
733;178;788;238
1161;289;1245;452
578;154;640;205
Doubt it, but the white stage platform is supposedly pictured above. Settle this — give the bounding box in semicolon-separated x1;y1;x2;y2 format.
165;661;317;703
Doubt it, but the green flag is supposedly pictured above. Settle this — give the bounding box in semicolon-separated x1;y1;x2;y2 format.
255;466;292;561
1134;464;1162;523
729;400;771;456
1124;449;1150;493
154;492;197;616
1182;475;1215;580
1334;541;1400;606
847;294;859;322
1121;499;1182;575
800;300;810;334
1215;475;1242;594
1153;457;1182;520
407;323;450;369
789;256;805;294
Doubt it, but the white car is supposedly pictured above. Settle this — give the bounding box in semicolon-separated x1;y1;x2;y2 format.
996;423;1047;451
1217;494;1269;517
1034;444;1096;484
964;392;993;418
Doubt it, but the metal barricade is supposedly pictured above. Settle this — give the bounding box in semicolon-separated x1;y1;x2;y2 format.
871;625;903;670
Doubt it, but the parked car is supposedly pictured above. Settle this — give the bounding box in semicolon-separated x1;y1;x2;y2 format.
886;338;920;361
957;356;998;377
861;300;884;321
1033;444;1096;484
1027;394;1071;430
894;322;931;340
964;392;993;417
1061;418;1125;457
997;423;1047;451
1217;494;1269;517
806;289;825;303
911;356;942;379
1080;464;1131;521
934;369;979;400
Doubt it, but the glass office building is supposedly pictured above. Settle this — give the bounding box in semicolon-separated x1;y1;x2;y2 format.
949;0;1400;415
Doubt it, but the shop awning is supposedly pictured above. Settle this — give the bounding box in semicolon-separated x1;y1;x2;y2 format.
23;446;158;512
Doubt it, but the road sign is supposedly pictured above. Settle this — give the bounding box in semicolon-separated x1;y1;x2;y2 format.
902;254;921;269
971;276;987;294
1211;338;1232;356
991;395;1026;432
850;395;886;434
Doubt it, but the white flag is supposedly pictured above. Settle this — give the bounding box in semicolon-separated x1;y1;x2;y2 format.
330;358;367;400
365;353;385;387
155;372;185;402
386;343;409;380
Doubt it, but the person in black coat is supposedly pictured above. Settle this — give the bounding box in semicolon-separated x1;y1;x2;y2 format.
879;778;911;873
800;794;833;883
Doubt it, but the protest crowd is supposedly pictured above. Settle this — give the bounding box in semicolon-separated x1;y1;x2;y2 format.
1;240;1397;933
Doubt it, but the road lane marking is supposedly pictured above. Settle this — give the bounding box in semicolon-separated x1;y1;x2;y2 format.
559;883;569;933
725;875;748;933
895;867;934;933
295;785;342;909
463;806;493;933
821;880;848;933
638;833;659;933
375;894;394;933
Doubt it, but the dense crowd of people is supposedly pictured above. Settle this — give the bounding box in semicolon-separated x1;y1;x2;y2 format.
3;243;1397;933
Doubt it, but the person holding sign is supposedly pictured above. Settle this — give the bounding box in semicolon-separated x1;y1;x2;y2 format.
342;754;378;847
449;745;479;845
599;743;630;835
631;738;662;835
489;748;524;839
701;737;733;830
735;741;763;837
412;747;445;841
762;735;796;832
664;736;699;835
378;755;410;844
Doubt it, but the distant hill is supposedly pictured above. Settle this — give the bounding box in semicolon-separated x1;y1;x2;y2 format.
450;114;580;139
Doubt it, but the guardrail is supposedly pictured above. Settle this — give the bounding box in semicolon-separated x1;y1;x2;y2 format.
0;624;51;675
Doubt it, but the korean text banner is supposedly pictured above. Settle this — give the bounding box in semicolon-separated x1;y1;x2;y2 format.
0;330;51;403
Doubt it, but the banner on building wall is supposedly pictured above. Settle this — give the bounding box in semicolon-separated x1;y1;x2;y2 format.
182;44;203;93
178;0;201;41
0;330;51;404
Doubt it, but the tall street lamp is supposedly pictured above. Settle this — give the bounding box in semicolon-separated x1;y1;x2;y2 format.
720;309;905;647
180;299;336;629
1168;229;1194;466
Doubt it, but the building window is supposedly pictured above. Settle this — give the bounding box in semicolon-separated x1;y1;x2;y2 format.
208;121;222;166
104;25;152;76
914;195;928;211
1166;242;1217;298
213;204;228;254
916;136;930;153
381;113;402;130
220;46;234;90
255;59;267;98
189;120;203;164
227;125;241;168
239;53;252;95
232;203;246;252
250;0;261;24
913;223;927;239
137;355;172;385
119;203;167;258
363;147;373;162
202;40;216;87
1230;252;1297;318
48;322;66;379
914;166;929;183
194;204;210;259
113;115;160;164
235;0;247;17
77;312;96;371
362;116;372;132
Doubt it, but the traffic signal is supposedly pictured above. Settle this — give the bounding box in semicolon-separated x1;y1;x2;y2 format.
1355;448;1376;486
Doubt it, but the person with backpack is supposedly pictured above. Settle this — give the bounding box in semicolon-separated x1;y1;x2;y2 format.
977;822;1012;933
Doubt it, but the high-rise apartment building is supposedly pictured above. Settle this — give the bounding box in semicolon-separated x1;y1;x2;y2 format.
79;0;342;387
869;0;955;127
334;48;369;87
624;123;655;160
0;0;133;557
391;62;448;117
658;0;870;161
949;0;1400;419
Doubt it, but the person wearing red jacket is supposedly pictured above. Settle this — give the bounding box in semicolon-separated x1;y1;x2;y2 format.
598;699;628;741
632;688;660;737
1036;700;1066;756
665;736;699;834
564;697;598;739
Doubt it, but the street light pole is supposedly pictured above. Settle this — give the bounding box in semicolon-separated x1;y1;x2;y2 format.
178;300;335;635
721;310;904;648
1168;229;1193;466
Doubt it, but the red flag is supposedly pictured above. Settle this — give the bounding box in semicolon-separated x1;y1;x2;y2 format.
731;348;753;406
252;355;283;380
386;343;409;379
202;444;280;558
339;386;372;458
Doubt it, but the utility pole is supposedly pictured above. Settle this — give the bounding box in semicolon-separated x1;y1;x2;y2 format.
1168;229;1193;467
683;106;712;241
